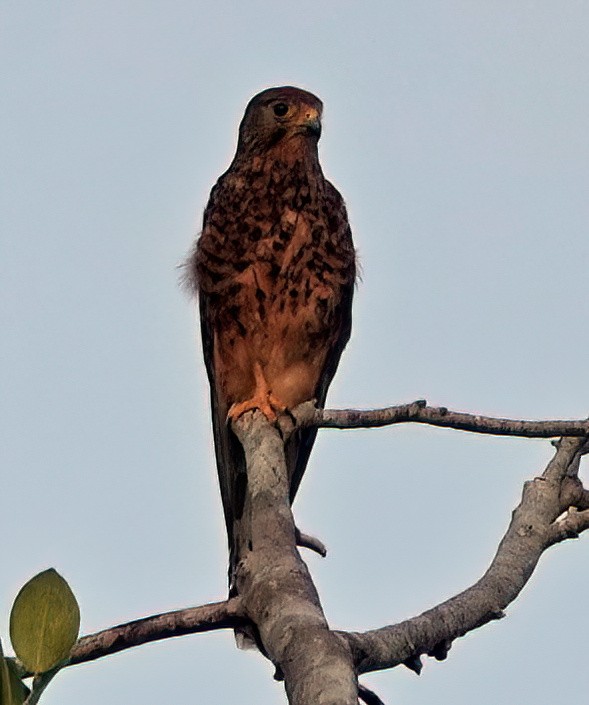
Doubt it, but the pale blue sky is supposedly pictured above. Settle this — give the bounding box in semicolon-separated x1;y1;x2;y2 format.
2;2;588;703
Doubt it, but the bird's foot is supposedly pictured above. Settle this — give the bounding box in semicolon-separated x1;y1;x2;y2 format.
227;362;288;424
228;392;287;424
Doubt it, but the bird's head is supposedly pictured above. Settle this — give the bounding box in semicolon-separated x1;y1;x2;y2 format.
236;86;323;156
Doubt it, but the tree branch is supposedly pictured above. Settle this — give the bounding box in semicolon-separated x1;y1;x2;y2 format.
548;508;589;544
295;528;328;557
295;400;589;438
66;599;243;668
340;436;588;674
23;401;587;703
231;411;358;705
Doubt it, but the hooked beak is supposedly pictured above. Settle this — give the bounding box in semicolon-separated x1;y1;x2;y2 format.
301;107;322;138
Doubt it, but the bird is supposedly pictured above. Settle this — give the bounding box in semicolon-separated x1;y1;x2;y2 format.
185;86;356;587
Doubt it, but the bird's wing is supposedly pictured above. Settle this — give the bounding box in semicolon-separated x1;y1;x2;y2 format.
287;272;354;502
199;291;246;581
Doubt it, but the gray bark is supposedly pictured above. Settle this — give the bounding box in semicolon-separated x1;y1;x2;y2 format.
232;411;358;705
32;406;589;705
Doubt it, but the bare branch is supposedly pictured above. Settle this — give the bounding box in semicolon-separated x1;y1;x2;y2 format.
25;668;60;705
548;508;589;545
23;402;586;700
294;400;589;438
340;436;588;674
295;528;328;557
66;599;243;668
232;411;358;705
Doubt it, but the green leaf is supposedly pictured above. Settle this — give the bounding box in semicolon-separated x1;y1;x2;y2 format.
0;640;28;705
9;569;80;674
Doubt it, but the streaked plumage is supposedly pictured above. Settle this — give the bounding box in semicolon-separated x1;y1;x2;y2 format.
186;86;355;583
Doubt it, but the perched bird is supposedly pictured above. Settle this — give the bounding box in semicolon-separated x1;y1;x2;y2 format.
186;86;356;585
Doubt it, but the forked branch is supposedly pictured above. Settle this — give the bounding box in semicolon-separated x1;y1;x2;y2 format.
341;435;589;675
20;404;588;705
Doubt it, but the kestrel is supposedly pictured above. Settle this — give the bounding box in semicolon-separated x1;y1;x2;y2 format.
186;86;356;582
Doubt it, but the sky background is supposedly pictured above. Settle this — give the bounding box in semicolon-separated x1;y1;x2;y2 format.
2;2;589;703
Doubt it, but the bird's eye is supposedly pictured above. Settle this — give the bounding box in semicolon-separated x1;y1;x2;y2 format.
273;103;289;117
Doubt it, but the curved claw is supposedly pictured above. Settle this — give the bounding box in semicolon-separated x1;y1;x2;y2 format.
228;392;287;424
227;362;287;424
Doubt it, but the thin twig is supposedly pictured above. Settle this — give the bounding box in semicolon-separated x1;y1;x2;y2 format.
24;666;61;705
294;400;589;438
67;598;244;667
295;528;327;557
